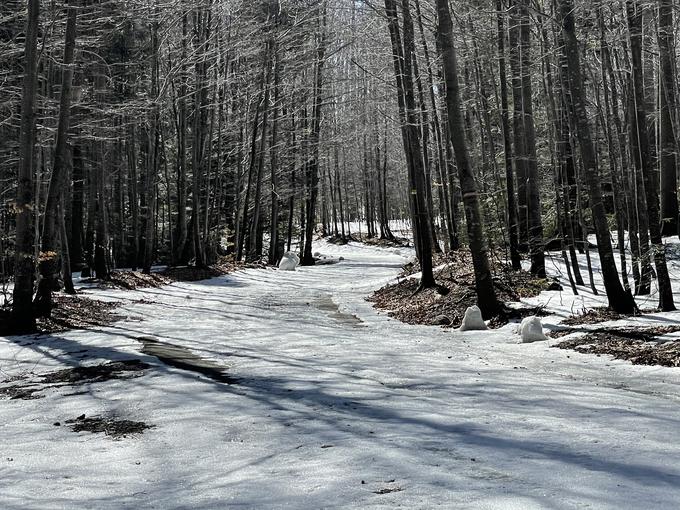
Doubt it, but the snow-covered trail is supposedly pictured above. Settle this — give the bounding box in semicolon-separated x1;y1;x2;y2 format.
3;242;680;509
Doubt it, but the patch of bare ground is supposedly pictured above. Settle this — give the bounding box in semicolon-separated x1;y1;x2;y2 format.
37;295;126;333
554;325;680;367
82;256;255;291
63;414;153;438
561;306;658;326
369;250;558;328
326;233;411;248
0;294;126;335
0;360;150;401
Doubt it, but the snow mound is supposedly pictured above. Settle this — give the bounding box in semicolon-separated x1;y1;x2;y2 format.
278;252;299;271
459;305;487;331
518;316;548;343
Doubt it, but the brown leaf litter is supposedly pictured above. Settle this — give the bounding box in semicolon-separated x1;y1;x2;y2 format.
561;306;658;326
64;414;154;438
554;325;680;367
370;250;557;329
0;360;150;400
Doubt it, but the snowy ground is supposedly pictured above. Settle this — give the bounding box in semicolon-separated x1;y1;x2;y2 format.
2;240;680;509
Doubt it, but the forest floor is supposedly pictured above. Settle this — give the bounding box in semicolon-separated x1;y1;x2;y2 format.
370;249;559;328
2;239;680;508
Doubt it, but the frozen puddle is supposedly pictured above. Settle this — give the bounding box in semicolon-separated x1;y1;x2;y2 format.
136;336;236;384
315;293;364;327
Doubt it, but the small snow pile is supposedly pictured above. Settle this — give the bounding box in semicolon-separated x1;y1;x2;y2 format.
459;305;487;331
518;316;548;343
278;252;299;271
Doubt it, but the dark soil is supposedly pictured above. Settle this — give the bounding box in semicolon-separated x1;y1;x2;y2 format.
370;250;556;329
373;487;403;495
554;325;680;367
562;306;657;326
65;414;153;438
82;257;252;291
0;295;127;335
326;233;410;248
0;385;44;400
36;295;125;333
0;360;150;400
41;359;150;384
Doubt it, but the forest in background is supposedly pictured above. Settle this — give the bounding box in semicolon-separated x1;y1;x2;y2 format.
2;0;680;332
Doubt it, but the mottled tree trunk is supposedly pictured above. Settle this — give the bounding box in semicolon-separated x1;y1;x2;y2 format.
436;0;499;317
12;0;40;332
560;0;636;313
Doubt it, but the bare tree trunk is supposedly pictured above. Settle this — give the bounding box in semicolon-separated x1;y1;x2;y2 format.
436;0;500;317
143;14;160;274
658;0;678;237
559;0;636;313
627;0;675;311
301;3;327;266
173;10;189;264
12;0;40;332
35;2;77;317
268;36;281;265
384;0;436;288
497;0;521;270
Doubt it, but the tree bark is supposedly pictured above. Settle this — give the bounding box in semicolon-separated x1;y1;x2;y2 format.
559;0;636;313
12;0;40;332
436;0;500;317
35;2;77;317
497;0;521;270
627;0;675;311
658;0;678;237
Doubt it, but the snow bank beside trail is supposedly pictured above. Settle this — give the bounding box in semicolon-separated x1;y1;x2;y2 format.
519;235;680;330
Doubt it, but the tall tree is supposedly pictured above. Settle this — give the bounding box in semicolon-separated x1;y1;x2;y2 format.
559;0;636;313
34;1;78;317
657;0;678;237
12;0;41;332
384;0;436;289
497;0;521;270
627;0;675;311
436;0;500;317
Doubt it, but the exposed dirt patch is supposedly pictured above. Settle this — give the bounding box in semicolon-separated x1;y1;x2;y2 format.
554;325;680;367
361;235;411;248
65;414;153;438
0;360;150;400
562;306;657;326
41;359;150;384
0;385;44;400
81;257;252;291
0;296;128;335
82;256;271;290
373;486;403;495
326;233;410;248
370;250;555;329
32;295;125;333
